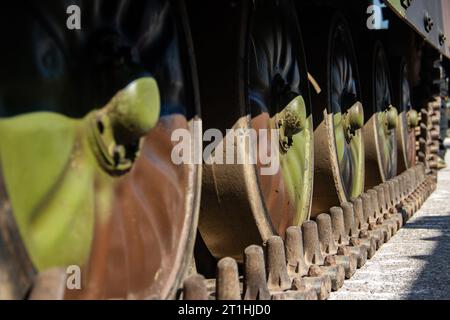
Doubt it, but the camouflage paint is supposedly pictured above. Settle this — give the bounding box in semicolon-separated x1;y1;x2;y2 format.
276;96;313;226
0;78;160;271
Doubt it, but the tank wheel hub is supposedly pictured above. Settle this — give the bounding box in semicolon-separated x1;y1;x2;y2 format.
274;95;307;154
407;109;419;129
88;78;161;176
383;105;399;134
342;101;364;143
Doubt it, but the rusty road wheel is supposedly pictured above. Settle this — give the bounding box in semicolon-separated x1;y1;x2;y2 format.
189;0;313;261
392;58;418;172
359;42;398;189
0;0;201;300
300;12;365;216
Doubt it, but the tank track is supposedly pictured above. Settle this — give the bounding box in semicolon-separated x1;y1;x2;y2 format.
25;162;436;300
2;0;449;301
180;164;436;300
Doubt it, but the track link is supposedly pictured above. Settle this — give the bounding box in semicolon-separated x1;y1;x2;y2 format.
180;164;436;301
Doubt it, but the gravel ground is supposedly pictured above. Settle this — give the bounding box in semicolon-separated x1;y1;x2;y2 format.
330;140;450;300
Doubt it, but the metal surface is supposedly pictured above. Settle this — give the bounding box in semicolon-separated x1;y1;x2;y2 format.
266;236;291;292
191;0;313;261
243;245;271;300
0;0;446;302
393;58;417;172
200;163;436;300
182;275;209;300
28;268;67;300
216;258;241;300
360;42;398;189
315;214;347;290
250;0;314;231
301;12;365;216
385;0;450;59
0;170;36;299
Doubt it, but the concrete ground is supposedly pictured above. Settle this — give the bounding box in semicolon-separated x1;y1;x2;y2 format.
330;140;450;300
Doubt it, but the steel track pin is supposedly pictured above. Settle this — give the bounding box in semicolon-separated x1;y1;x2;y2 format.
361;194;383;248
352;197;377;258
243;245;271;300
341;202;359;238
216;257;241;300
329;207;358;278
29;268;67;300
302;221;324;266
183;274;209;300
266;236;292;293
285;226;309;278
315;214;345;290
341;202;368;268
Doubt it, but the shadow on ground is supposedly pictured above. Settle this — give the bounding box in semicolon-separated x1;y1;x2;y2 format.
403;205;450;299
404;142;450;299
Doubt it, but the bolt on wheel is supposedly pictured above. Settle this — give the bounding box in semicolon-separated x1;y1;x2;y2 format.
189;0;313;261
393;59;417;172
0;0;201;300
